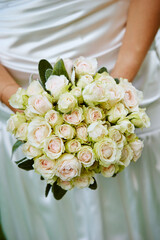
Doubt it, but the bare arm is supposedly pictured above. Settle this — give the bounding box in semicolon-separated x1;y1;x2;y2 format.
0;64;20;111
111;0;160;82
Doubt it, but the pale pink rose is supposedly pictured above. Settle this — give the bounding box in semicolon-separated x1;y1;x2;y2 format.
28;118;51;148
63;58;73;79
77;146;95;167
57;179;73;190
76;124;88;142
74;57;97;77
84;107;104;124
34;155;56;180
63;108;84;125
54;124;75;139
44;136;65;159
28;94;53;115
56;154;81;181
101;164;115;177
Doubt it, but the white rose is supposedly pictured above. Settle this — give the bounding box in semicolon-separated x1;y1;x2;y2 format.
105;84;125;109
77;146;95;167
9;88;28;109
7;113;26;134
28;93;53;115
116;119;135;134
107;103;128;123
27;80;44;96
45;110;63;127
56;154;81;181
22;142;43;159
94;138;117;167
76;124;88;142
77;75;94;89
63;58;73;79
15;123;28;141
34;155;56;180
54;124;75;140
82;81;108;105
129;139;144;162
87;122;108;142
58;93;77;113
73;172;94;188
57;178;73;190
65;139;81;153
70;87;83;104
45;75;69;100
94;72;114;85
127;108;150;128
44;135;65;160
27;117;51;148
63;107;84;125
120;79;140;112
119;144;133;167
101;164;115;178
108;126;126;149
74;56;97;77
84;106;104;124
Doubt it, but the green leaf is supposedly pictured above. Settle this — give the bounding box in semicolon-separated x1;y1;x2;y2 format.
114;78;120;84
11;140;24;159
45;184;51;197
52;181;67;200
15;158;34;171
40;176;44;180
98;67;108;74
38;59;53;89
89;178;97;190
52;59;69;79
45;69;53;80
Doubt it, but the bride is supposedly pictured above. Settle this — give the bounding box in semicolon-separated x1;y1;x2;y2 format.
0;1;160;240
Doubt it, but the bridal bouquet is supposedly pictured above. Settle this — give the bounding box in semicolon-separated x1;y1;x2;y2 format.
7;57;150;200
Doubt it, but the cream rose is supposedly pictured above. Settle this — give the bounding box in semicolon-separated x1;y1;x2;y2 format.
9;87;28;109
45;75;69;100
54;124;75;139
101;164;115;178
77;75;94;89
87;122;108;142
82;81;108;105
65;139;81;153
119;144;133;167
57;178;73;190
44;136;65;159
108;127;126;149
107;103;128;123
84;106;104;124
94;138;117;167
27;80;44;96
73;172;94;188
129;139;144;162
63;107;84;125
76;124;88;142
56;154;81;181
15;123;28;141
77;146;95;167
22;142;43;159
58;93;77;113
116;119;135;134
45;110;63;127
127;108;150;128
34;155;56;180
74;56;97;77
63;58;73;79
28;93;53;115
7;113;26;134
27;117;51;148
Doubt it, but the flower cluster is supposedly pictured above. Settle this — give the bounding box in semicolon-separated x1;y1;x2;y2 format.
7;57;150;199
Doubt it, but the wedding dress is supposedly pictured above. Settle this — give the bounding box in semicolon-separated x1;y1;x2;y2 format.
0;1;160;240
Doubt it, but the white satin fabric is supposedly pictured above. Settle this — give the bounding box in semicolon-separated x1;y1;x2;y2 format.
0;1;160;240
